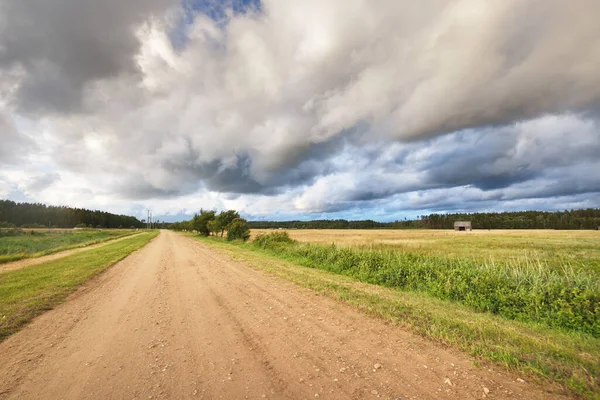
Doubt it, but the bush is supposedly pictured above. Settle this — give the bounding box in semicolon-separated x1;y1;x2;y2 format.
253;231;295;248
0;221;16;228
226;218;250;242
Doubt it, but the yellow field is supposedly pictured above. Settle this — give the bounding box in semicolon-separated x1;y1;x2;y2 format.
251;229;600;271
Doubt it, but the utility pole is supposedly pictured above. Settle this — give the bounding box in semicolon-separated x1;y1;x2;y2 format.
147;209;151;230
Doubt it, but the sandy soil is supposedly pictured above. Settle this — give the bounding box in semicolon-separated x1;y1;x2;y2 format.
0;230;569;399
0;233;142;273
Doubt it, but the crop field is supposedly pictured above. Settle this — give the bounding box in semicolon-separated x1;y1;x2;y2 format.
252;229;600;273
0;229;138;264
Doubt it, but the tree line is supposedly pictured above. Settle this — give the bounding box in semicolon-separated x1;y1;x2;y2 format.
3;199;598;231
248;209;600;230
170;209;250;241
0;200;144;229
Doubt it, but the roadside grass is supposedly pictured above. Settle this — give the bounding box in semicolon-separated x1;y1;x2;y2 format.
250;229;600;274
0;229;138;264
250;234;599;337
188;233;600;399
0;231;158;341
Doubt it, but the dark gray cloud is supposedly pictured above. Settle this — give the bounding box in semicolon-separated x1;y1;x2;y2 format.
0;0;176;113
290;114;600;214
116;136;344;200
425;117;600;192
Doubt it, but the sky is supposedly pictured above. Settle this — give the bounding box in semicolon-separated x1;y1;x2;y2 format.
0;0;599;223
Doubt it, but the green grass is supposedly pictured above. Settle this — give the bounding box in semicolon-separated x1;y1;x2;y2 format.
188;233;600;399
0;231;158;341
0;229;138;264
252;229;600;274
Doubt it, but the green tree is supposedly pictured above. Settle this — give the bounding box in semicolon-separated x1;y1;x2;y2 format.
192;209;216;236
216;210;240;237
207;219;220;236
226;218;250;241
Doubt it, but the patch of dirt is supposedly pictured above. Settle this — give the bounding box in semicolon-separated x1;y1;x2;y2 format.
0;231;570;399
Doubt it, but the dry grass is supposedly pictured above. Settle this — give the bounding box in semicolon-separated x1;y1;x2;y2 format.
251;229;600;273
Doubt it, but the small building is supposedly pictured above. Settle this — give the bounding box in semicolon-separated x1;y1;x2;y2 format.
454;221;472;231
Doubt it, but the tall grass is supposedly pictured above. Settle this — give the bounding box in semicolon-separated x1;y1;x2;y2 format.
254;232;600;337
251;229;600;274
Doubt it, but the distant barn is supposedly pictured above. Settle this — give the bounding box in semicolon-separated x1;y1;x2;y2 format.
454;221;472;231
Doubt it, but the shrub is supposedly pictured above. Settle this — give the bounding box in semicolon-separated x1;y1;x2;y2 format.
253;231;295;248
226;218;250;241
0;221;16;228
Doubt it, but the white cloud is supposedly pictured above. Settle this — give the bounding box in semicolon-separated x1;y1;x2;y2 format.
0;0;599;219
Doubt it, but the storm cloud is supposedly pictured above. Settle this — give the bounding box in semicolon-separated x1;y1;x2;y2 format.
0;0;177;113
0;0;599;219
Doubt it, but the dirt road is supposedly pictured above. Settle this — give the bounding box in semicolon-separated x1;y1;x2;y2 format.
0;231;568;399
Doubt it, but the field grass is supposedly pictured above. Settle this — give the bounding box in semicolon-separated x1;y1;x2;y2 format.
0;229;138;264
0;231;158;341
187;232;600;399
251;229;600;273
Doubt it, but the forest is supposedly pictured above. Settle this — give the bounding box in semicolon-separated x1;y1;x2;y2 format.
0;200;144;229
248;209;600;230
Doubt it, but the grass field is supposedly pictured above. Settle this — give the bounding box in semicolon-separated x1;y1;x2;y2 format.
190;230;600;399
252;229;600;273
0;229;138;264
0;231;158;341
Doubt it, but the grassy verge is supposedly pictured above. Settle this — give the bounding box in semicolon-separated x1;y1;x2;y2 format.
0;231;158;341
0;229;140;264
249;229;600;274
255;234;600;337
188;234;600;399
